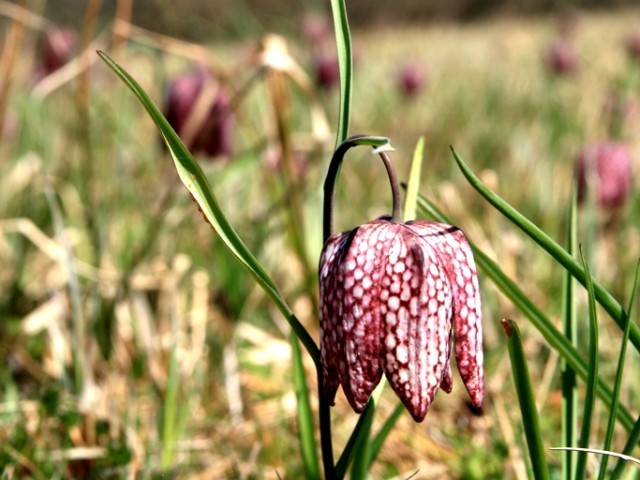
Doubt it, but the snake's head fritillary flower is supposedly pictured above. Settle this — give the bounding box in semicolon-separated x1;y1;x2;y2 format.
164;69;234;159
397;62;427;98
319;136;483;423
545;40;578;76
626;32;640;62
314;55;340;90
576;142;633;210
33;27;77;82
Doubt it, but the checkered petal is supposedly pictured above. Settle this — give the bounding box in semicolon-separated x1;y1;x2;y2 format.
406;221;484;407
319;217;483;422
319;220;394;412
380;225;453;422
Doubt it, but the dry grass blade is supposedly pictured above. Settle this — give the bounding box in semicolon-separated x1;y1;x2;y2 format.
549;447;640;466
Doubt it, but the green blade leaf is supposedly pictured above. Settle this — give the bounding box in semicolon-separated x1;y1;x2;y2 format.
291;333;320;480
348;379;387;479
575;247;599;480
403;136;424;221
335;401;374;479
329;0;352;146
562;189;578;480
608;260;640;480
334;380;386;478
501;318;551;480
450;147;640;354
367;402;404;469
348;408;375;480
610;415;640;480
97;51;320;366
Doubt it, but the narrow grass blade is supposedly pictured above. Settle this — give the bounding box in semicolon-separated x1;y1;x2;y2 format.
367;402;405;468
562;190;578;480
291;333;320;480
335;379;387;479
610;415;640;480
597;262;640;480
97;51;320;366
609;261;640;480
161;344;180;470
350;379;391;479
403;136;424;221
575;247;599;480
550;447;640;466
335;401;375;479
501;318;551;480
450;147;640;353
329;0;352;146
416;194;636;432
348;408;375;480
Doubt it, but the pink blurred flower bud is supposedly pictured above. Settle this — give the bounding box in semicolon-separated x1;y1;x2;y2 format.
314;55;340;90
545;40;578;76
398;62;427;98
576;142;633;209
320;219;483;422
164;69;234;158
39;27;77;75
625;32;640;61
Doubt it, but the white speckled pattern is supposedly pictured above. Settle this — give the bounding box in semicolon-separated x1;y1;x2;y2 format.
319;218;483;422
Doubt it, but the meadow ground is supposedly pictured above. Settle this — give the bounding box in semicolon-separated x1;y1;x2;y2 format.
0;5;639;479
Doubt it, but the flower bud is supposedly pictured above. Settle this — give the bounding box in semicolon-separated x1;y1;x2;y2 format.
320;218;483;422
576;142;633;210
314;55;340;90
164;69;234;158
545;40;578;76
38;27;77;76
625;32;640;61
398;62;427;98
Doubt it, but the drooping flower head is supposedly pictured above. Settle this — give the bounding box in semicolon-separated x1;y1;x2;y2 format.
319;135;483;422
545;40;579;76
625;32;640;62
164;68;234;159
575;142;633;210
34;26;77;81
314;55;340;91
397;62;427;98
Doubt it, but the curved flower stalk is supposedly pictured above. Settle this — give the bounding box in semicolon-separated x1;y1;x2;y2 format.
320;135;483;422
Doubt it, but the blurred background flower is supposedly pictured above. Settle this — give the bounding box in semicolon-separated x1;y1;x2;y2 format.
576;142;634;210
164;68;234;158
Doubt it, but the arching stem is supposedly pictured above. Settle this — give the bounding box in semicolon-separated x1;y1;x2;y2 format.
319;134;398;478
323;134;400;242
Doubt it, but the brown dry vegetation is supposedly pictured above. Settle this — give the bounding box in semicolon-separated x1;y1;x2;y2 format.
0;2;639;479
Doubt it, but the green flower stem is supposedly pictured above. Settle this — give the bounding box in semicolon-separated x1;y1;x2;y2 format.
319;369;338;480
322;135;396;242
320;134;393;479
